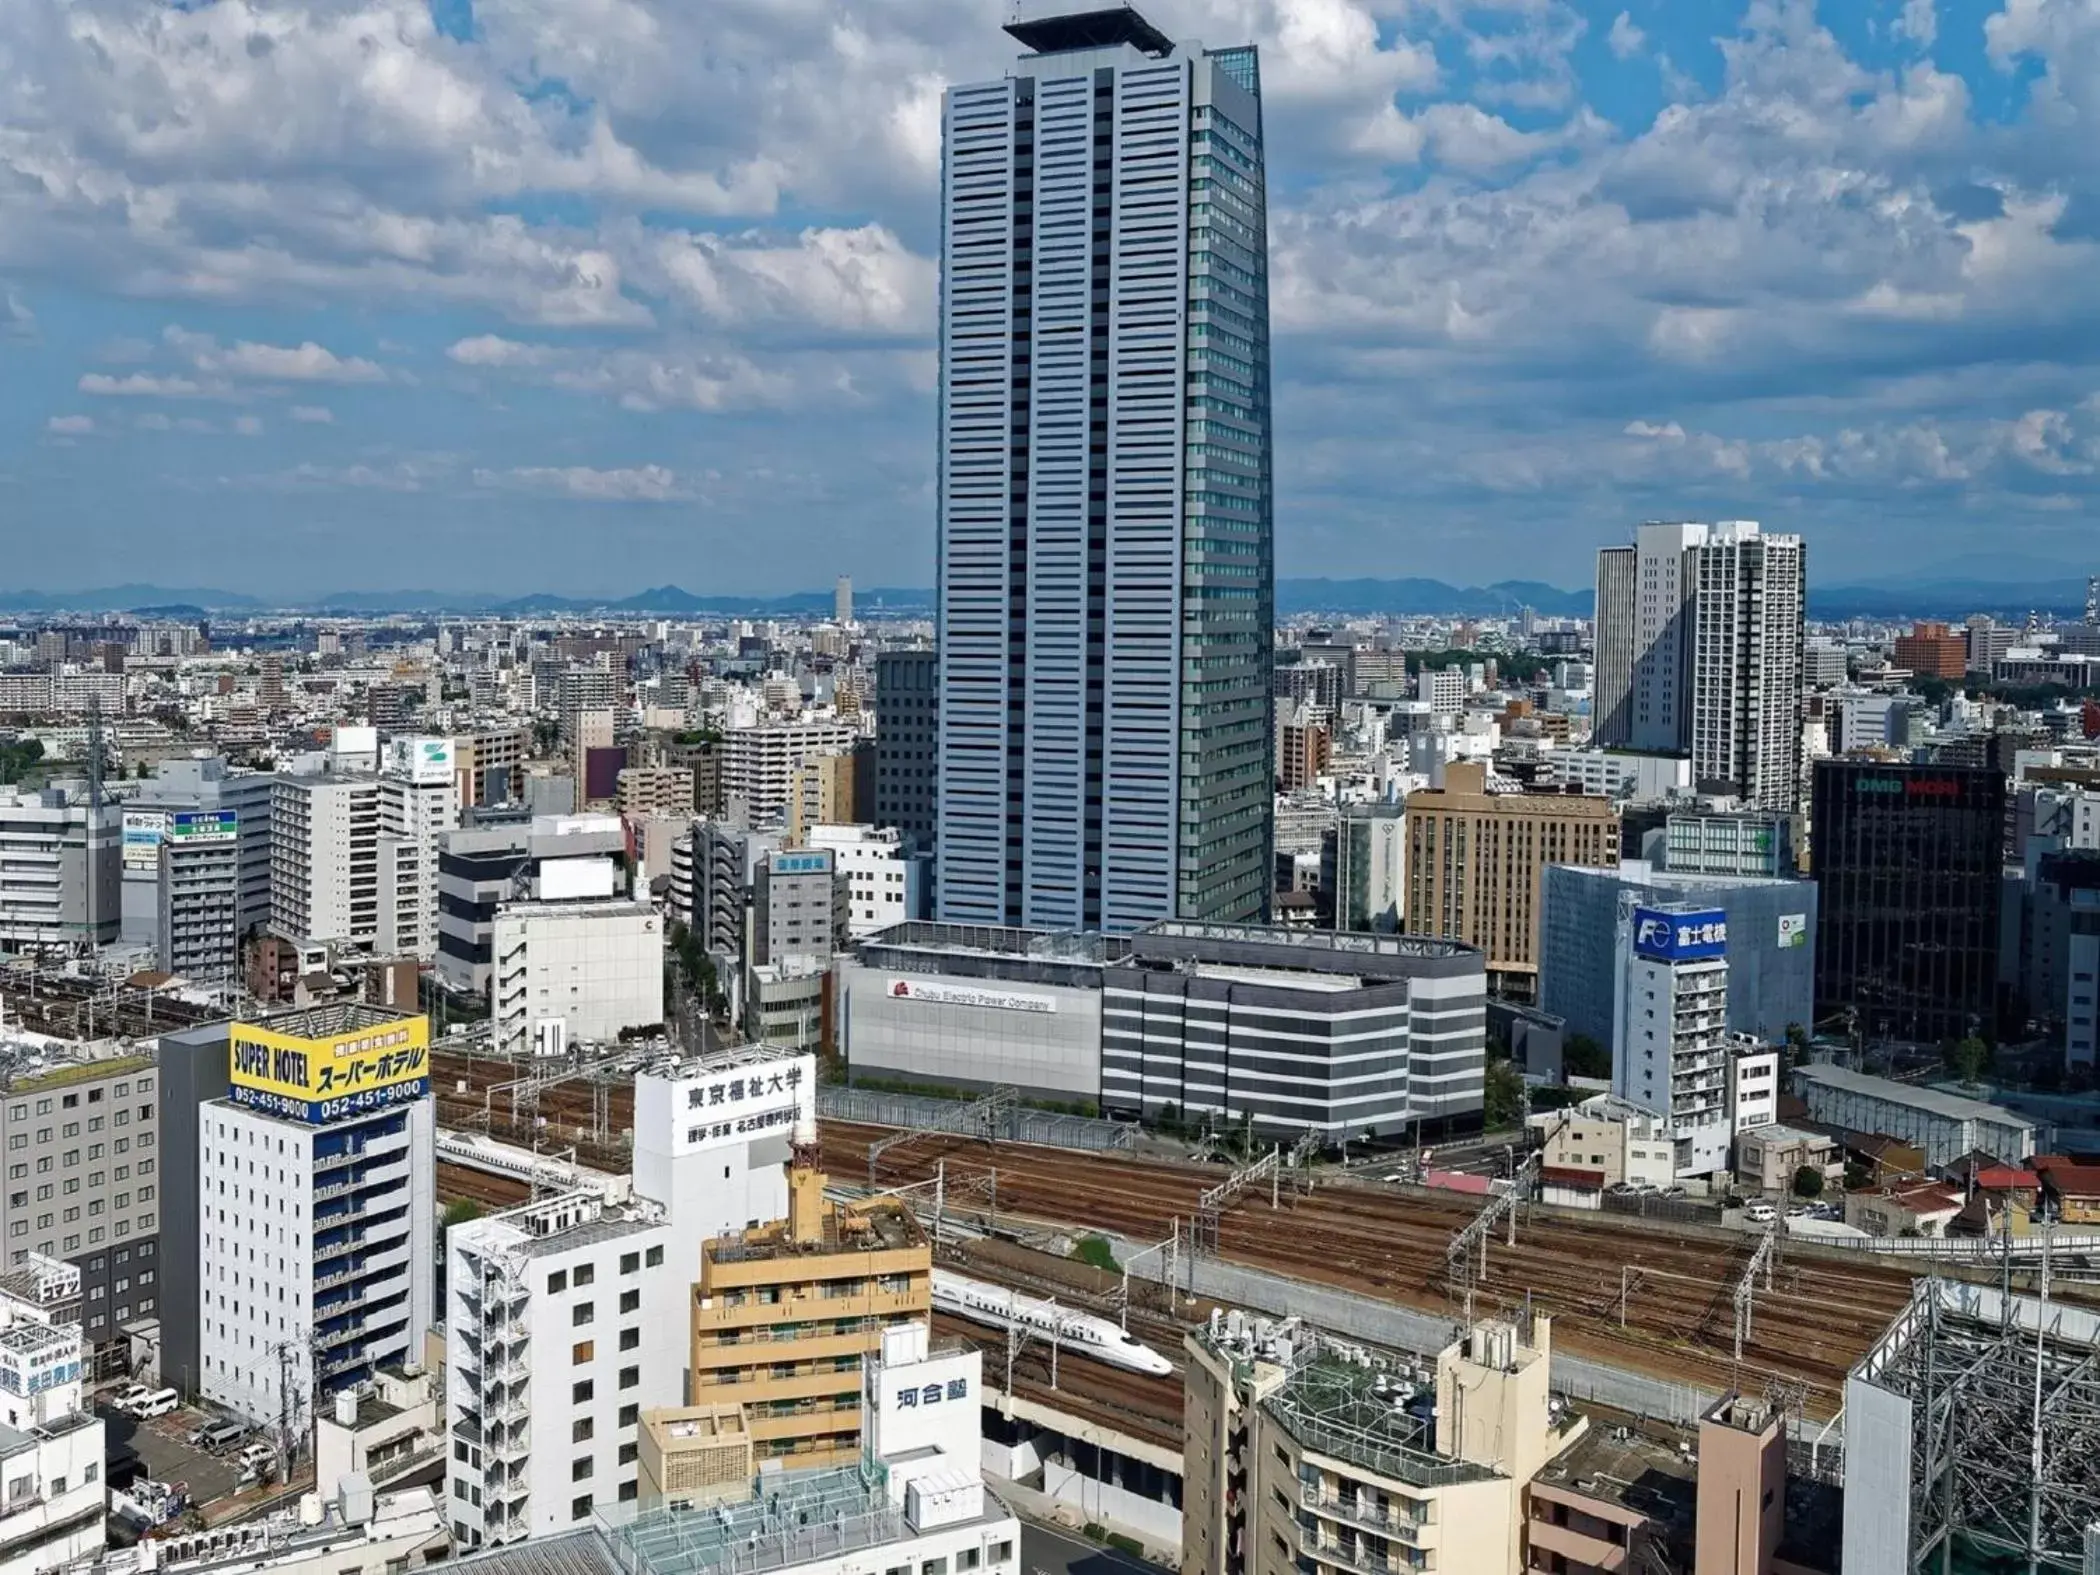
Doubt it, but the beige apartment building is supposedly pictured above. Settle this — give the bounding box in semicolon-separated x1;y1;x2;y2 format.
1402;761;1619;999
687;1154;931;1470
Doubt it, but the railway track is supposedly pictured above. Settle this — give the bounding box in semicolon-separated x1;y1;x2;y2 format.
427;1050;1910;1416
436;1161;532;1211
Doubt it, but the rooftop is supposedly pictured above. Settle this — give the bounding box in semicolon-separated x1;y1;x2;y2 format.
1005;2;1174;57
0;1049;154;1093
1531;1421;1697;1530
709;1197;926;1266
244;1002;419;1041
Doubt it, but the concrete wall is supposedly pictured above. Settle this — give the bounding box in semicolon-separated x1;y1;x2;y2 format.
839;958;1104;1104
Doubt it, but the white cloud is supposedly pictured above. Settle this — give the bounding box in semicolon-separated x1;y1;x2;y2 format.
233;414;264;436
45;414;93;434
1895;0;1937;49
474;464;690;502
1607;11;1645;59
289;405;334;424
2;289;33;339
446;335;548;368
167;328;386;384
79;372;203;397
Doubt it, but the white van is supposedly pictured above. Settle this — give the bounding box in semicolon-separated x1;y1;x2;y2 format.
237;1442;274;1473
130;1389;180;1418
1743;1198;1778;1225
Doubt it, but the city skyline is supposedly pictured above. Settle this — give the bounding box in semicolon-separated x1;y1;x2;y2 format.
2;1;2097;594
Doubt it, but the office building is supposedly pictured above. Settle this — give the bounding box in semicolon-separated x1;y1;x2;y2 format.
1803;638;1849;689
804;824;924;939
719;721;859;824
838;923;1127;1104
557;669;620;746
1538;862;1815;1050
454;727;530;809
157;809;242;984
1812;761;2005;1043
491;900;663;1057
0;1046;161;1354
0;787;119;955
199;1006;435;1430
1608;903;1776;1176
1276;710;1331;794
1550;748;1692;802
1103;921;1487;1137
435;813;629;998
752;848;848;967
683;822;782;1014
1325;803;1405;933
747;959;827;1054
1593;521;1806;809
689;1138;931;1471
1892;620;1966;680
1655;805;1797;877
834;575;853;627
0;1255;108;1575
445;1189;679;1546
936;3;1274;932
1402;762;1619;999
126;756;276;945
873;648;939;858
377;737;460;960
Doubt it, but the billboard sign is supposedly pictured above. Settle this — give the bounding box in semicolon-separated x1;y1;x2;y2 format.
886;978;1058;1015
1632;907;1728;963
169;810;238;844
121;810;167;871
388;736;456;786
666;1052;815;1156
1778;913;1809;950
228;1014;430;1124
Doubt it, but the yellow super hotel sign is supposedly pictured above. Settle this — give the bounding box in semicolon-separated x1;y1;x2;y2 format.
229;1015;431;1124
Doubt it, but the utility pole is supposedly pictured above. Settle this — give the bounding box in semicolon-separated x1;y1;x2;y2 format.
277;1338;302;1487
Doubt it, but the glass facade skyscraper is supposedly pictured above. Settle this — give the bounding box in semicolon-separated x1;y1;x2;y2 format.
934;2;1274;932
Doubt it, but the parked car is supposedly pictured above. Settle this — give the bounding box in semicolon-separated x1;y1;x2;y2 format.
106;1385;150;1413
1606;1181;1641;1196
190;1420;249;1451
1785;1203;1815;1219
1743;1199;1779;1224
124;1388;180;1419
1660;1186;1689;1200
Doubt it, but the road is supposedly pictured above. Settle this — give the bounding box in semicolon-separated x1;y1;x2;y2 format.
1020;1523;1158;1575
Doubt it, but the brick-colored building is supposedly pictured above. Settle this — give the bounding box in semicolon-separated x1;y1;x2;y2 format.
1892;620;1967;680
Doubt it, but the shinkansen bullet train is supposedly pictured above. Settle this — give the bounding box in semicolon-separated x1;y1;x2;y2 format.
932;1270;1174;1377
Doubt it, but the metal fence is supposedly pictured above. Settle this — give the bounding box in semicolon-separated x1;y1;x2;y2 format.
817;1084;1137;1152
1600;1192;1724;1228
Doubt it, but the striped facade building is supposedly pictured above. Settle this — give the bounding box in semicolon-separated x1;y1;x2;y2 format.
934;3;1275;932
1100;922;1486;1140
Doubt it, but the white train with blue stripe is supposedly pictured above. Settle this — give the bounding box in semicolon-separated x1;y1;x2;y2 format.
932;1269;1173;1377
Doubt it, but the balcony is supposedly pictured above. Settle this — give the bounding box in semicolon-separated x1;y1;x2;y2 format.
486;1425;529;1465
1298;1521;1430;1575
1301;1485;1426;1546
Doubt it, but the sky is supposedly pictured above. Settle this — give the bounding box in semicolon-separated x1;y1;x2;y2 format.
1;0;2098;600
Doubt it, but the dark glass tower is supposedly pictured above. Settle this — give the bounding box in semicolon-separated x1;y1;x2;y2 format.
1812;760;2005;1043
934;2;1274;931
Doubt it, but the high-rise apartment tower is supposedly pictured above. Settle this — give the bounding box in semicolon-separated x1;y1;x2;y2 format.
935;2;1275;931
1593;521;1806;811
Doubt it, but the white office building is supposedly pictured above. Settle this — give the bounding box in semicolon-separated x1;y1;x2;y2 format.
445;1190;679;1546
436;814;628;998
376;738;460;960
718;721;860;823
1550;748;1693;803
269;776;380;946
157;811;241;985
199;1006;435;1433
1610;901;1737;1176
0;1255;107;1575
0;788;120;955
804;824;924;939
491;900;663;1057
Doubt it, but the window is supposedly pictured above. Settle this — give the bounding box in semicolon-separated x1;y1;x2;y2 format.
573;1380;594;1404
617;1442;637;1466
617;1481;637;1503
570;1496;592;1521
547;1269;568;1294
573;1341;595;1364
572;1459;593;1482
619;1327;639;1352
921;1560;948;1575
957;1553;980;1573
618;1366;638;1390
620;1252;639;1274
574;1263;595;1287
619;1289;639;1314
645;1246;663;1268
572;1418;594;1443
573;1302;594;1327
618;1404;638;1429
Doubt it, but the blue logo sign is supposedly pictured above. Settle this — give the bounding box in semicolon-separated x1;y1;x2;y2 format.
1632;907;1728;962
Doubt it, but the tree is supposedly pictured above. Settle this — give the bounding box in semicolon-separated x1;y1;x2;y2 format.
443;1199;486;1229
1952;1035;1989;1086
1792;1165;1824;1200
1562;1034;1611;1081
1484;1059;1527;1129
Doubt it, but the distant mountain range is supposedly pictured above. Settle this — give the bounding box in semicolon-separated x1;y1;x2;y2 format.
0;569;2090;620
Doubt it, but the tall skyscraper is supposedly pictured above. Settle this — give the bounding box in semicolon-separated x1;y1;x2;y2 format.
935;2;1274;932
834;575;853;626
1593;521;1805;811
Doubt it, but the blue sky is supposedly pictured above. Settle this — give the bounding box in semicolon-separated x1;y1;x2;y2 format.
2;0;2097;598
